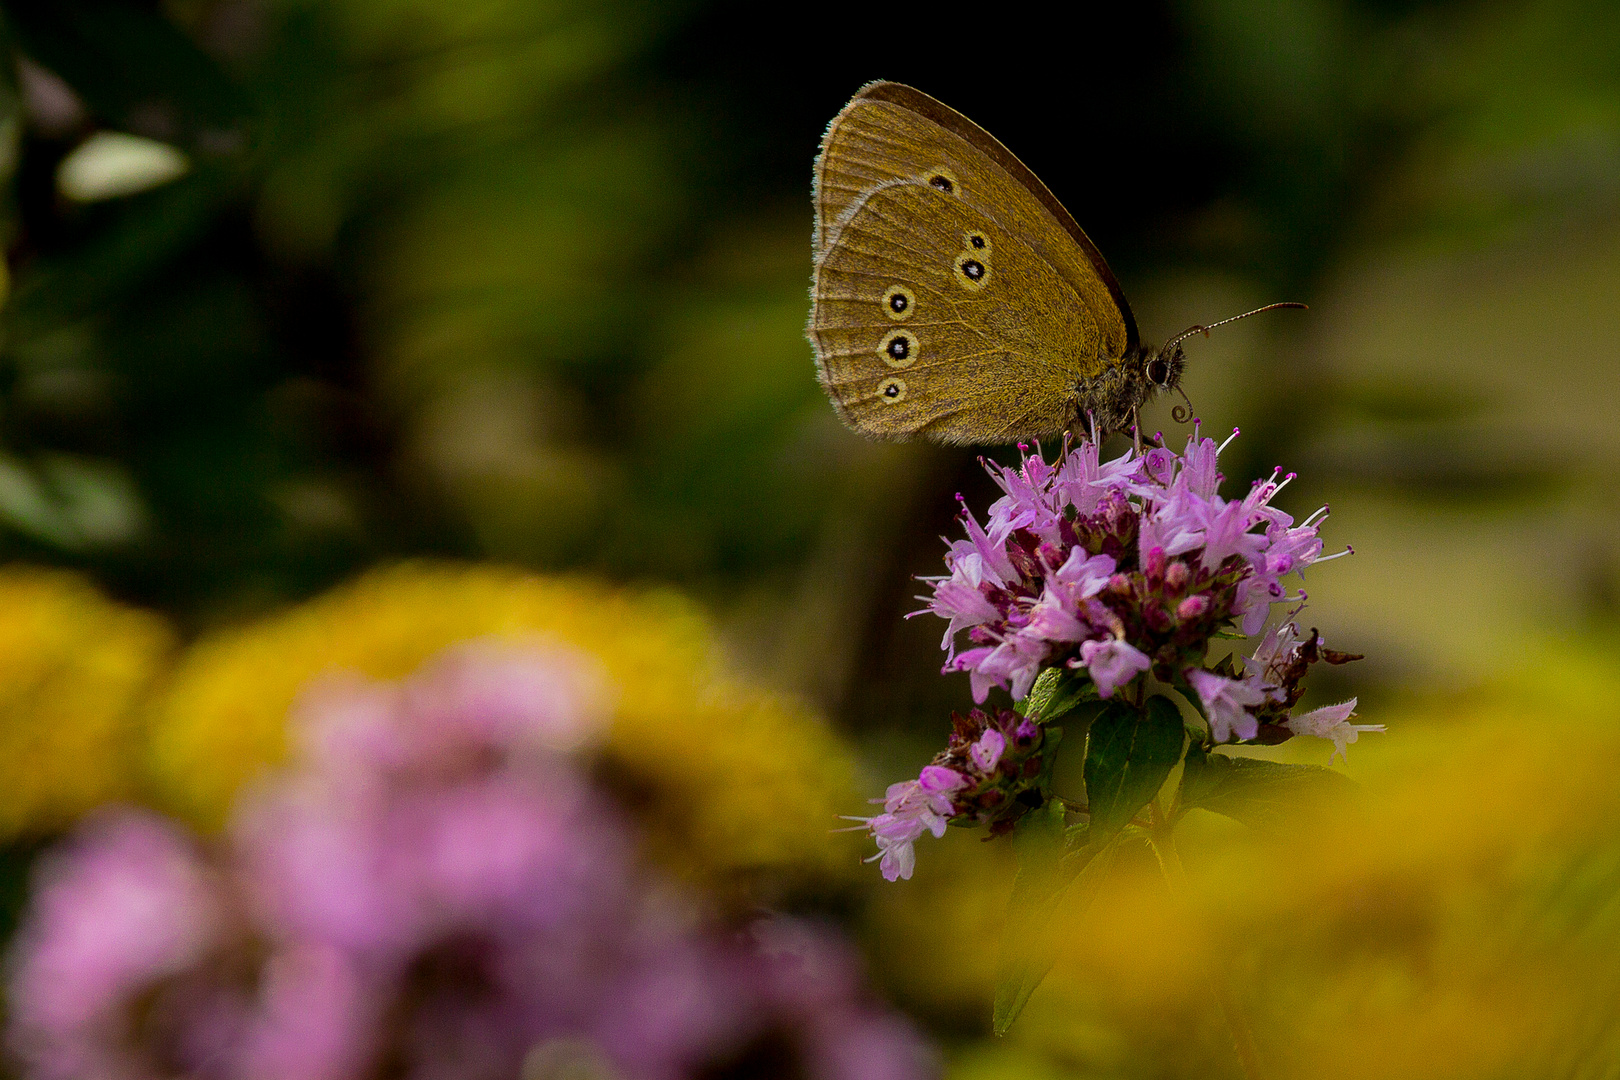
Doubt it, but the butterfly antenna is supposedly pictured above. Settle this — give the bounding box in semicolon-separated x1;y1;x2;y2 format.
1171;383;1195;424
1162;302;1308;355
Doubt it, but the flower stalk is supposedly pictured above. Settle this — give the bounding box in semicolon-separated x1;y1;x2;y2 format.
1147;800;1268;1080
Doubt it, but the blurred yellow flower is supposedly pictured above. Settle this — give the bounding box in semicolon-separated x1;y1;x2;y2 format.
0;565;173;839
871;644;1620;1079
145;562;865;890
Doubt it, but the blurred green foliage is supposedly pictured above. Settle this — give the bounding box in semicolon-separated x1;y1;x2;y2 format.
0;0;1608;686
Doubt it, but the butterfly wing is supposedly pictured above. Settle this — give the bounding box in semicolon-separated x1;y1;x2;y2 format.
811;179;1107;444
813;81;1137;362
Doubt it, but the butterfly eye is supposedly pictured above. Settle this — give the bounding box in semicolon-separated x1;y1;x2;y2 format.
877;377;907;403
1146;357;1171;385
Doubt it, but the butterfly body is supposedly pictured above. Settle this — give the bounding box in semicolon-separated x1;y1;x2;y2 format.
809;81;1182;443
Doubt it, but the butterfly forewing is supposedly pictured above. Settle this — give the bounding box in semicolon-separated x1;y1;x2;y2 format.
812;181;1102;444
810;82;1141;444
813;83;1135;359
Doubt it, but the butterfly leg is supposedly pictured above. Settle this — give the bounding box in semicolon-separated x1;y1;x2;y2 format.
1130;408;1143;455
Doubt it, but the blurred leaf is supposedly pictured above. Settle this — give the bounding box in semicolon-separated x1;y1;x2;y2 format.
1177;743;1356;831
3;0;253;141
57;130;188;201
1083;696;1184;839
1018;667;1097;724
0;453;143;549
7;167;238;339
993;803;1117;1036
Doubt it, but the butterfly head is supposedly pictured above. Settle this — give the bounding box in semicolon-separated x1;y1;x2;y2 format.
1144;344;1186;395
1141;341;1189;422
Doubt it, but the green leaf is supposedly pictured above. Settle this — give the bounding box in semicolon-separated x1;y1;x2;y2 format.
1032;723;1063;787
1017;666;1097;723
1083;696;1186;838
1178;745;1357;830
992;804;1117;1035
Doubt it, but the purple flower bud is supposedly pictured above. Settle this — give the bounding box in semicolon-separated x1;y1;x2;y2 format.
1165;559;1190;590
1176;595;1209;620
917;765;967;795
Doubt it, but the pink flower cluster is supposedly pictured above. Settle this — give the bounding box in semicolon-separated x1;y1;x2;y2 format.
861;432;1373;880
855;708;1045;881
6;643;935;1080
855;433;1373;880
1191;620;1382;759
921;429;1332;707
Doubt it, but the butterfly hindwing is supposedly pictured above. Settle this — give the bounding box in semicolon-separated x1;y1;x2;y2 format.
811;180;1104;444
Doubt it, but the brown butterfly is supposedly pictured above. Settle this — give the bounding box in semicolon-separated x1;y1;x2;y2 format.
808;81;1301;444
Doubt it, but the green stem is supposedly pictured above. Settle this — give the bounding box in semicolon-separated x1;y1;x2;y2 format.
1147;806;1268;1080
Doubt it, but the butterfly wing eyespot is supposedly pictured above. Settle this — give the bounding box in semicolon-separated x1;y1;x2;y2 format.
924;167;959;193
962;230;990;255
880;329;918;369
953;251;990;291
810;180;1102;443
882;285;916;320
810;181;1100;443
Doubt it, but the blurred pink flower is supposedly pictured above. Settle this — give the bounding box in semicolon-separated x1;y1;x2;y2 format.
7;811;227;1080
7;642;935;1080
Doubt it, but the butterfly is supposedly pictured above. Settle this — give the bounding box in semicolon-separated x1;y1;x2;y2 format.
808;81;1299;444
